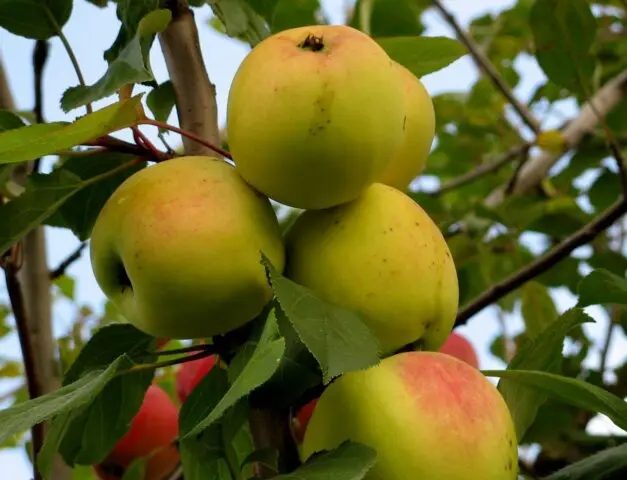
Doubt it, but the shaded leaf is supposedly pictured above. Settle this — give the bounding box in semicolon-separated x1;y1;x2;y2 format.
521;281;559;339
0;110;26;132
210;0;270;47
543;443;627;480
350;0;425;37
271;0;321;32
577;268;627;308
0;0;72;39
146;81;176;124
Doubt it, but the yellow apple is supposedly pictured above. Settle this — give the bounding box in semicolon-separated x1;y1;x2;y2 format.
283;183;458;353
379;62;435;190
226;24;405;210
89;156;285;339
302;352;518;480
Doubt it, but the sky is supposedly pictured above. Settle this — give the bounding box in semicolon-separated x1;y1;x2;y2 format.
0;0;625;477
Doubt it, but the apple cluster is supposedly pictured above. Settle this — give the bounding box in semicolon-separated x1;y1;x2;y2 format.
89;25;518;479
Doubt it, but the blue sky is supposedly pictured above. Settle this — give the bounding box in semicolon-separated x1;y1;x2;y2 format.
0;0;625;477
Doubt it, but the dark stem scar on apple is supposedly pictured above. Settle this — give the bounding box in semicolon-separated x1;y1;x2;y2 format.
298;34;325;52
115;260;133;292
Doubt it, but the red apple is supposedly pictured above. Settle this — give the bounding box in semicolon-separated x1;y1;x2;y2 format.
175;354;218;403
94;385;179;480
292;399;318;444
438;331;479;369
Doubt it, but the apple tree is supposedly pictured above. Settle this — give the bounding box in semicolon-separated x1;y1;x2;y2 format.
1;0;627;479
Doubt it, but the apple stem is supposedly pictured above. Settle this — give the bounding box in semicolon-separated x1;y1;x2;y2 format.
298;34;325;52
130;347;218;373
154;343;214;357
141;119;233;161
132;126;166;162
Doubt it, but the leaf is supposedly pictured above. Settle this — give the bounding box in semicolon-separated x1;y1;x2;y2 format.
577;269;627;308
45;152;144;240
0;110;26;132
520;281;559;339
350;0;425;37
542;443;627;480
529;0;596;95
61;10;172;111
104;0;161;63
496;308;593;441
37;410;82;480
54;274;76;300
182;313;285;438
0;0;72;39
146;81;176;124
588;168;621;213
275;441;377;480
0;96;144;164
210;0;270;47
376;36;467;78
262;255;380;384
0;158;137;257
485;369;627;433
0;355;130;445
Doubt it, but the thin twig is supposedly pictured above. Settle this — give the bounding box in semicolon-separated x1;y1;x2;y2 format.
431;0;540;134
141;119;232;160
49;243;87;280
129;347;219;374
604;129;627;195
455;196;627;326
32;40;48;171
432;143;531;196
57;30;92;114
3;259;44;480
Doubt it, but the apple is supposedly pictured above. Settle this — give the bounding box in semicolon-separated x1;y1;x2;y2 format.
378;62;435;190
439;331;479;369
301;352;518;480
94;385;179;480
226;24;406;210
176;353;219;403
292;399;318;444
89;156;285;339
283;183;459;353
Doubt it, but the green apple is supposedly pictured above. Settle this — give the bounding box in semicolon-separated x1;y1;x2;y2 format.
379;62;435;190
283;183;458;353
302;352;518;480
227;24;405;210
90;156;285;339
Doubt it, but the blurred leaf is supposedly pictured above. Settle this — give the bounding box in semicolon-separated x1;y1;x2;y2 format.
587;249;627;278
0;110;27;132
121;459;147;480
0;96;144;164
0;355;131;445
497;308;593;441
53;274;76;300
578;268;627;307
485;369;627;433
0;360;22;378
350;0;425;37
211;0;270;47
530;0;596;95
521;282;559;339
588;168;621;213
104;0;161;62
537;257;582;294
275;441;376;480
0;0;72;39
543;443;627;480
376;36;467;78
263;255;381;385
271;0;321;32
61;10;172;111
146;81;176;125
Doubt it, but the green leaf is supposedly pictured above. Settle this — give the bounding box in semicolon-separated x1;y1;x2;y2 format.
542;443;627;480
270;0;321;32
588;168;621;213
577;269;627;308
350;0;425;37
0;110;26;132
182;313;285;438
485;369;627;433
38;410;82;480
529;0;596;95
520;281;559;339
0;0;72;39
376;36;467;78
275;441;377;480
61;10;172;111
146;81;176;124
0;96;144;164
210;0;270;47
0;355;130;445
54;274;76;300
262;255;381;385
45;152;144;240
121;458;147;480
0;158;137;257
496;308;593;441
104;0;161;63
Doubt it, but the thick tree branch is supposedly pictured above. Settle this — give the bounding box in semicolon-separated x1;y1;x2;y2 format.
487;69;627;205
455;196;627;326
431;143;531;196
158;0;221;156
431;0;540;134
